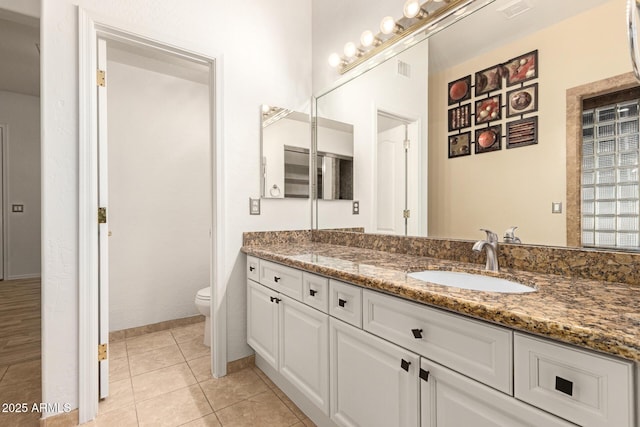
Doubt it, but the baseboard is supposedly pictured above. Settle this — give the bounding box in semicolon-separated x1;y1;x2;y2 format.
227;354;255;374
109;314;205;341
5;273;41;280
39;409;78;426
255;354;337;427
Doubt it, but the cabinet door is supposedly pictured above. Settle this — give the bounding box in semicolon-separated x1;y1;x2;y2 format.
420;358;575;427
330;317;419;427
279;296;329;415
247;280;279;369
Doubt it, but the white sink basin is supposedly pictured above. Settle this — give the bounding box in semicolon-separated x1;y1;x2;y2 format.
408;270;536;293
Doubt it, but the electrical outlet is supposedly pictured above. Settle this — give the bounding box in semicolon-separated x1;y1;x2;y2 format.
551;202;562;214
12;204;24;213
352;201;359;215
249;198;261;215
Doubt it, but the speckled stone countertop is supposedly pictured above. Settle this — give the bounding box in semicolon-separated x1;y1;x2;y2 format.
242;241;640;363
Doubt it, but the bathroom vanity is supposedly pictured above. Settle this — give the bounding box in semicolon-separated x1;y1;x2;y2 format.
243;232;640;427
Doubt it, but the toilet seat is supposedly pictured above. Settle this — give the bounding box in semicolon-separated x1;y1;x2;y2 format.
196;287;210;301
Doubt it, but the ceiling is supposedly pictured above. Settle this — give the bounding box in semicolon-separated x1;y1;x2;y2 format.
0;10;39;97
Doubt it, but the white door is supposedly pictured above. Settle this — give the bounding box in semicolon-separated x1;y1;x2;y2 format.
330;317;419;427
279;295;329;415
420;358;575;427
97;37;110;399
247;280;279;369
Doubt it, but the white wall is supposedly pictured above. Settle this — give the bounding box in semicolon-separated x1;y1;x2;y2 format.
41;0;311;416
107;58;209;331
0;90;41;279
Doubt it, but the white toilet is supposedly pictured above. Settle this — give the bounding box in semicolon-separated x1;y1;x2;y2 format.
195;287;211;347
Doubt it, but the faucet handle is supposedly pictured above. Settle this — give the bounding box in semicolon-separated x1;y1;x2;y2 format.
479;228;498;243
504;226;522;243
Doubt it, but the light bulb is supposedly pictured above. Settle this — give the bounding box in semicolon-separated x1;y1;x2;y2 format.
328;53;342;68
454;7;467;16
403;0;427;19
380;16;397;35
344;42;357;58
360;30;374;47
261;105;270;114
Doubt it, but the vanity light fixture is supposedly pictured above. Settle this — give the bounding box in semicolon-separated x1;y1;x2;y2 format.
329;0;479;74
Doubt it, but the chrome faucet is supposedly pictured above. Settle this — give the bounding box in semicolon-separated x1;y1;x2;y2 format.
503;226;522;244
472;229;499;271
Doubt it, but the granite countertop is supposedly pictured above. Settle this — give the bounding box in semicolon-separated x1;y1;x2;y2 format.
242;241;640;363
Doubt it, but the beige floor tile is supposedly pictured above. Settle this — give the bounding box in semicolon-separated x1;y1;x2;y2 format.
187;355;212;383
253;367;277;389
215;390;299;427
109;341;127;360
177;337;210;361
0;365;7;381
0;410;41;427
199;368;269;411
132;362;196;402
136;384;212;427
179;413;221;427
301;417;317;426
109;356;130;382
171;322;205;344
129;343;185;376
0;359;40;386
99;378;134;415
126;330;176;356
0;374;41;404
96;404;138;427
274;387;306;420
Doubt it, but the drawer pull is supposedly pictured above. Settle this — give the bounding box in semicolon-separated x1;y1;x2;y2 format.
555;376;573;396
419;369;430;382
249;266;255;272
309;289;317;297
274;276;281;283
269;296;281;304
400;359;411;372
411;328;423;339
338;298;347;307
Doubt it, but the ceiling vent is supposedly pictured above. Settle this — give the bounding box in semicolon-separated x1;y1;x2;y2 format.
397;60;411;78
497;0;532;20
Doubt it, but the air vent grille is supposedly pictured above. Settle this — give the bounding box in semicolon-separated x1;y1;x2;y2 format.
498;0;532;20
397;60;411;78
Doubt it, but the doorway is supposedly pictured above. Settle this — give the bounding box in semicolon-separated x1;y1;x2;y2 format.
78;12;223;423
375;110;420;236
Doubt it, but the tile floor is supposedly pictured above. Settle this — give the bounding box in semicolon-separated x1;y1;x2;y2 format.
1;320;316;427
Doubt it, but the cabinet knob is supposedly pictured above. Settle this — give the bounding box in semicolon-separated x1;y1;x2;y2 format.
400;359;411;372
309;289;317;297
274;276;281;283
419;369;430;382
269;296;281;304
411;328;423;339
338;298;347;307
249;266;255;272
555;376;573;396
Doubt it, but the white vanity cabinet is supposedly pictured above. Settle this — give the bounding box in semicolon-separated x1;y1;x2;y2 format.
330;317;420;427
247;256;330;415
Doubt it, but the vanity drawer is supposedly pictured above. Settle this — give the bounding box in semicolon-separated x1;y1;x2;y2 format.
259;260;303;300
363;289;512;394
329;280;362;328
514;333;635;427
246;256;259;282
302;272;329;313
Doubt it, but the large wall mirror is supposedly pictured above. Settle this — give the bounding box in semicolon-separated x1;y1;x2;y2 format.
314;0;635;249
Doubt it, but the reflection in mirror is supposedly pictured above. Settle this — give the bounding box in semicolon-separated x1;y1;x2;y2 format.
315;0;632;248
260;105;310;198
317;117;354;200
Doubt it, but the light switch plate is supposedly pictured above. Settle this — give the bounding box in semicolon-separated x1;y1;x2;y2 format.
11;204;24;213
249;198;261;215
352;201;359;215
551;202;562;214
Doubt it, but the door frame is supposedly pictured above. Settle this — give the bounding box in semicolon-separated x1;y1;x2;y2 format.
0;124;5;280
78;8;226;423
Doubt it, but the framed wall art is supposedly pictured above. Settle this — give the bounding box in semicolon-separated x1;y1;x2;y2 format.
448;132;471;158
504;50;538;86
506;83;538;118
475;95;501;125
448;104;472;131
448;75;472;105
474;65;502;96
507;116;538;149
475;125;502;154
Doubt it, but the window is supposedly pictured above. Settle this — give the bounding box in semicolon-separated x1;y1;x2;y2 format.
581;89;640;249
